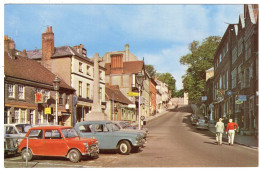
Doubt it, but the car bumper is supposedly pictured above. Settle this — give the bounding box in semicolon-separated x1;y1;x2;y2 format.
5;148;18;155
133;138;146;147
83;144;99;157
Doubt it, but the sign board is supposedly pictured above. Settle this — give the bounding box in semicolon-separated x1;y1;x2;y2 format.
201;96;207;101
35;92;43;103
44;108;52;115
238;95;247;101
127;92;139;97
227;91;232;96
235;100;243;104
140;116;145;121
127;104;136;109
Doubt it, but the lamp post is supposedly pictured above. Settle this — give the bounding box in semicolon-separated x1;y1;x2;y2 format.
136;71;145;130
53;76;60;125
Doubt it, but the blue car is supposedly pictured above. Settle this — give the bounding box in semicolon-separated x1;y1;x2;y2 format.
74;121;146;155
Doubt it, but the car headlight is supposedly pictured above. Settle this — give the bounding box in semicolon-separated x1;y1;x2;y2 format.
84;143;89;148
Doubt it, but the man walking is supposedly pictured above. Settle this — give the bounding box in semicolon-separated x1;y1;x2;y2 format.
226;119;239;146
215;118;224;145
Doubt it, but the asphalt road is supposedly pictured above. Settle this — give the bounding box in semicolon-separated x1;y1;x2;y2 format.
4;105;258;167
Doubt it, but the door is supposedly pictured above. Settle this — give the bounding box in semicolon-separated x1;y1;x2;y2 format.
92;123;113;149
43;129;68;156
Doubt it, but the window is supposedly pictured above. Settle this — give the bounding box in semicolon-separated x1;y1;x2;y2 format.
219;53;222;63
238;38;243;56
231;68;237;89
78;81;82;97
87;65;91;76
28;130;43;139
59;93;63;105
20;109;26;123
226;70;228;90
99;87;102;101
45;130;62;139
94;124;108;132
232;47;237;64
100;71;103;80
18;85;24;99
8;84;15;98
86;83;90;98
30;110;35;125
79;62;83;73
14;109;19;123
79;124;93;133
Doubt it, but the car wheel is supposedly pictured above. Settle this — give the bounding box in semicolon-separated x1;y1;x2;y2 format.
118;140;131;155
68;149;82;163
21;148;33;161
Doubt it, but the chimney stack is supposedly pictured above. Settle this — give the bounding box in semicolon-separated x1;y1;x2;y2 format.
42;26;54;61
125;44;129;61
4;35;15;52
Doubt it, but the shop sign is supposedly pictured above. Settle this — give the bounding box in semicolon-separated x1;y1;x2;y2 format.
201;96;207;101
127;92;139;97
235;100;243;104
44;107;52;115
238;95;247;101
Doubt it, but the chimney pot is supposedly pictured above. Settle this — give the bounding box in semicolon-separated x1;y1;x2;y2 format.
50;26;53;32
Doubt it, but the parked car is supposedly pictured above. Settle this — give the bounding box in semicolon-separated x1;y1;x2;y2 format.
4;124;32;156
196;119;209;130
74;121;146;155
18;126;99;163
190;114;199;125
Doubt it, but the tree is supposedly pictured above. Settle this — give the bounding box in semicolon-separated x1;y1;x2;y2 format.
157;72;176;98
145;65;157;79
180;36;221;103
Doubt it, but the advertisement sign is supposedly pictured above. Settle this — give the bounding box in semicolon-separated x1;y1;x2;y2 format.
201;96;207;101
127;92;139;97
44;108;52;115
238;95;247;101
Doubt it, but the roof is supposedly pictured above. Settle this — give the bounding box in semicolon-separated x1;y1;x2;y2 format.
4;52;75;91
105;60;144;75
29;126;72;130
105;85;133;104
27;45;92;63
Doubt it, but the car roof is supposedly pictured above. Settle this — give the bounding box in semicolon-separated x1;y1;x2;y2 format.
76;120;112;124
29;126;72;130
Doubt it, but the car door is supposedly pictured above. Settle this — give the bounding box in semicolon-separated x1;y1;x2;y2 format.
92;123;114;149
43;129;68;156
27;129;44;155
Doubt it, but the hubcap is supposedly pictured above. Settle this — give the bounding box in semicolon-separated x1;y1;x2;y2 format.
120;144;127;153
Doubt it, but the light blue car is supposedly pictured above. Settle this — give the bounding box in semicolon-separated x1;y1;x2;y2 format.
74;121;145;155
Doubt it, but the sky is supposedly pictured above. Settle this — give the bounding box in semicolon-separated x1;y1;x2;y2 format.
2;1;245;90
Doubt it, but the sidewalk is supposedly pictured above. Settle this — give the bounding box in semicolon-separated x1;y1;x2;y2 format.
209;123;258;149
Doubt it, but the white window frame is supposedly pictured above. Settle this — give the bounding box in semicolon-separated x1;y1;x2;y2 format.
8;84;15;98
18;85;25;99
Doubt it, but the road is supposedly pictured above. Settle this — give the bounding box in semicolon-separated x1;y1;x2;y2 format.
4;105;258;167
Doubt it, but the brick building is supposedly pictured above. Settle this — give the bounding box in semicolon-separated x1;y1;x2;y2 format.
4;36;75;126
211;4;258;135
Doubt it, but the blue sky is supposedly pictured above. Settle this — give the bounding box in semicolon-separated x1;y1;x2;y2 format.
3;3;244;90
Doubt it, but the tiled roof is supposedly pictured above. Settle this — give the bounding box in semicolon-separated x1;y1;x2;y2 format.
105;60;144;75
27;46;92;63
105;85;133;104
4;52;74;91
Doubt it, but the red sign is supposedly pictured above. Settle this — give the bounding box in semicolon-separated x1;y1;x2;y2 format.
35;92;43;103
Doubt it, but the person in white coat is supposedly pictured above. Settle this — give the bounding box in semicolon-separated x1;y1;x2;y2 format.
215;118;225;145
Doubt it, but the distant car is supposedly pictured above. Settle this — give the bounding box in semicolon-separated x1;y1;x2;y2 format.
18;126;99;163
190;115;199;125
74;121;146;155
196;119;209;130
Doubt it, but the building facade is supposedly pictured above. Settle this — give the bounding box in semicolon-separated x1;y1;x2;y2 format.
4;36;75;126
26;26;106;125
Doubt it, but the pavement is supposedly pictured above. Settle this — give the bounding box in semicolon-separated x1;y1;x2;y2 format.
208;123;258;149
190;104;258;149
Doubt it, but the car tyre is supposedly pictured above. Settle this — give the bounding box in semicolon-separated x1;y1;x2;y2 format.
21;148;33;161
68;149;82;163
118;140;131;155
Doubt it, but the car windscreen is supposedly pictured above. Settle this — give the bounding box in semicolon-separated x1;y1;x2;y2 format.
16;124;31;133
61;128;78;138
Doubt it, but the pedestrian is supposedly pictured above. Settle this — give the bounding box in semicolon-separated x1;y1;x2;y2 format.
226;119;239;146
215;118;224;145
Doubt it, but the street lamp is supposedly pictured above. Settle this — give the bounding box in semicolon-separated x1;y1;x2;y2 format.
136;71;145;130
53;76;60;125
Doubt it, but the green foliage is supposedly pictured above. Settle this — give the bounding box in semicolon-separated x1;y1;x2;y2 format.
145;65;157;79
180;36;221;103
157;72;176;98
174;89;184;97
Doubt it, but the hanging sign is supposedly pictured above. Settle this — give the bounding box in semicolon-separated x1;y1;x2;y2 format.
127;92;139;97
35;92;43;103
